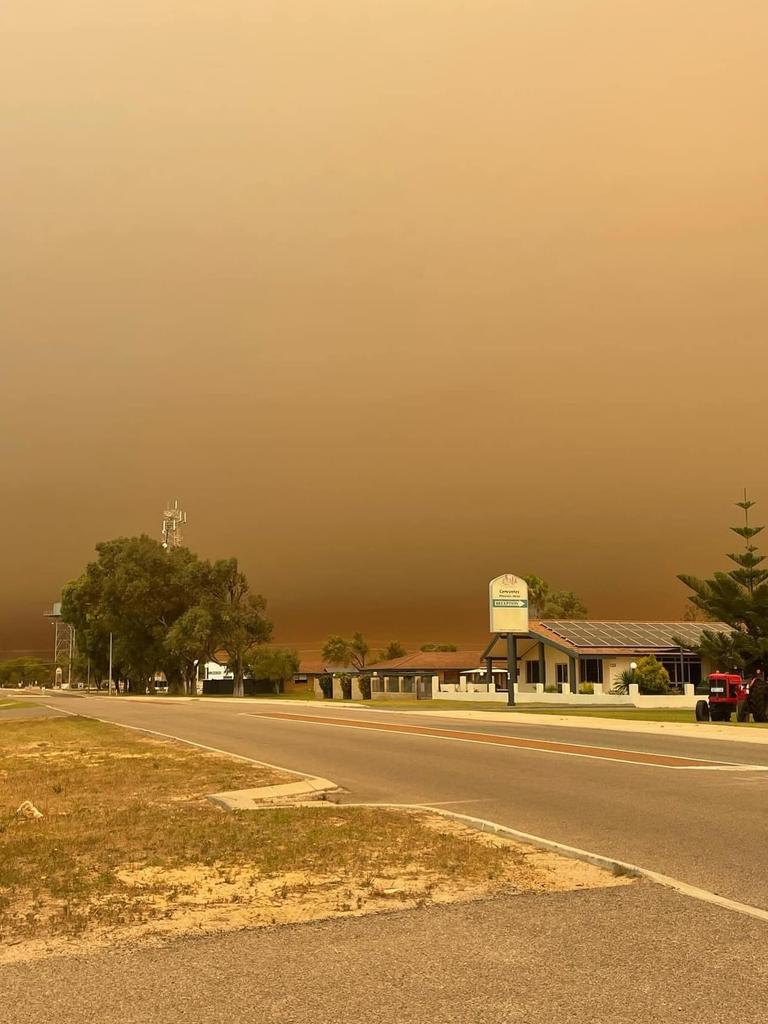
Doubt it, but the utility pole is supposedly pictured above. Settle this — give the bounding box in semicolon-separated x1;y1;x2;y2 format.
108;632;113;696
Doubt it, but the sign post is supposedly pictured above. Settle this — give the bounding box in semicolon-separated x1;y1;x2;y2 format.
489;574;529;706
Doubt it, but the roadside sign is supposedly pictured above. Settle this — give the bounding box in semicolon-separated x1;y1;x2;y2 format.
489;574;529;634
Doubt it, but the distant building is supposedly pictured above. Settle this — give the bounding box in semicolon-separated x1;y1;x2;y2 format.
201;657;347;696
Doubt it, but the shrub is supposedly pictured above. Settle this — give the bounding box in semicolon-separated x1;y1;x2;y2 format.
612;671;632;695
339;676;352;700
636;656;671;694
578;683;594;695
612;657;671;696
358;675;372;700
318;674;333;700
544;684;559;693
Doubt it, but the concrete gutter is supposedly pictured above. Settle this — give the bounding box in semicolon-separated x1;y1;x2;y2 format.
207;776;339;810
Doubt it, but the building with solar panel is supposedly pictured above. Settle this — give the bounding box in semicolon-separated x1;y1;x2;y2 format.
517;620;727;693
368;620;731;701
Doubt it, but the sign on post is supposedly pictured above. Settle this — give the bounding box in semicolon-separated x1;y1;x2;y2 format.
489;574;529;635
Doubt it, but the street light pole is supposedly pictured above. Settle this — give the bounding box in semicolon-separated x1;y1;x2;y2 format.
108;632;113;696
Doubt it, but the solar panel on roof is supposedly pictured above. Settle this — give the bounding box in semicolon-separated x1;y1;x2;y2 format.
540;621;729;649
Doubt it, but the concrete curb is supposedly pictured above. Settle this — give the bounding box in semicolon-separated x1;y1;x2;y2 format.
326;801;768;925
207;777;339;810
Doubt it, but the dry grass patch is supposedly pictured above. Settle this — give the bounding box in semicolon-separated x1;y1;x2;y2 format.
0;699;38;711
0;718;632;962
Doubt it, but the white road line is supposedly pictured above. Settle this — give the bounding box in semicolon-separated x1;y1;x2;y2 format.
244;712;768;772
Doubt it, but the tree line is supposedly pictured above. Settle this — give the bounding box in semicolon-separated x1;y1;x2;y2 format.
0;657;50;687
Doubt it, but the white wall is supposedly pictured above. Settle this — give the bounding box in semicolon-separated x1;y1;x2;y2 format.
433;681;699;708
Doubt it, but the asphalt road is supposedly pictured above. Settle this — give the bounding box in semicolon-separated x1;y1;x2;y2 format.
4;884;768;1024
34;693;768;907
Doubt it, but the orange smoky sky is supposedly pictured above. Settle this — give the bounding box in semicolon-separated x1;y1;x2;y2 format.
2;1;768;657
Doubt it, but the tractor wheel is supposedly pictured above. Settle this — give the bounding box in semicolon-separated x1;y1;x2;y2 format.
748;679;768;722
695;700;710;722
737;700;750;723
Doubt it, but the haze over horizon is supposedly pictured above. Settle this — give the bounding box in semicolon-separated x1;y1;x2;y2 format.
2;2;767;657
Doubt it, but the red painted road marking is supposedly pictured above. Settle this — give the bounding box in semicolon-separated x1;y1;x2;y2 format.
246;711;767;771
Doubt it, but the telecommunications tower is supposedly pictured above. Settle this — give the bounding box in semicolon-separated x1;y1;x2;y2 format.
161;499;187;550
44;602;75;687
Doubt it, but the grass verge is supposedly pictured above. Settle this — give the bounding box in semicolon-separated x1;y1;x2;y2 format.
506;707;768;726
0;717;629;960
364;700;768;726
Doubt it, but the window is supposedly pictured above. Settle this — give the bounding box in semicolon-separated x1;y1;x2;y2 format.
386;677;400;693
579;658;603;685
526;661;541;685
658;656;703;687
556;663;569;685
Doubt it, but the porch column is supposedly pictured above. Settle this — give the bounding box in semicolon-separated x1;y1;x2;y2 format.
569;656;578;694
538;643;547;689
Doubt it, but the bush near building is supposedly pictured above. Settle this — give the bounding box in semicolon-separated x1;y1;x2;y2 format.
615;656;671;695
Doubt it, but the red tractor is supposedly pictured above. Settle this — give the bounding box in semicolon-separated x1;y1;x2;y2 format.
695;673;749;723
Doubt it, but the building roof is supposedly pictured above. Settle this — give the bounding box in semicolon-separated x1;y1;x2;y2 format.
296;659;351;675
529;620;729;656
368;651;484;672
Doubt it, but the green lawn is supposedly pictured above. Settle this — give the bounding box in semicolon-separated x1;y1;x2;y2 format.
511;706;768;726
509;707;696;722
367;699;511;712
0;699;37;710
